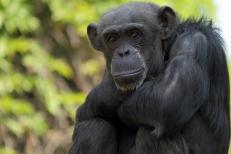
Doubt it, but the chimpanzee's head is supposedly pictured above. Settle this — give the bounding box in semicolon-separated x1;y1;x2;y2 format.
87;2;177;91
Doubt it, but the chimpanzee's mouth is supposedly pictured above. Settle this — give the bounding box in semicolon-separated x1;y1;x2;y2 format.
113;68;144;78
112;68;146;91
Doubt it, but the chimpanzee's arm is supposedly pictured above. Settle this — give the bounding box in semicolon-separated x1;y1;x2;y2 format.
117;32;210;135
77;79;129;122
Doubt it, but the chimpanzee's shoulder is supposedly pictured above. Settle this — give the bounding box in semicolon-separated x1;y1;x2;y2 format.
177;17;222;41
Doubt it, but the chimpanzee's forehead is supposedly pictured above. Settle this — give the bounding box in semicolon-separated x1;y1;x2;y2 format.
98;2;159;31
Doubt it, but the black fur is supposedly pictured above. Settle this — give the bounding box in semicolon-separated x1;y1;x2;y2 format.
69;2;230;154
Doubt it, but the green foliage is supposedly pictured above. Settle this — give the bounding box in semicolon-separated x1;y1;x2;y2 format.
0;0;39;34
0;0;220;153
0;146;18;154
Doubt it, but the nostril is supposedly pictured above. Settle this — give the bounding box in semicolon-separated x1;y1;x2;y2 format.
119;52;123;57
125;50;129;55
118;50;130;57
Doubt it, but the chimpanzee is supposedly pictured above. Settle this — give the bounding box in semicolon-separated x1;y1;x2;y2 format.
69;2;230;154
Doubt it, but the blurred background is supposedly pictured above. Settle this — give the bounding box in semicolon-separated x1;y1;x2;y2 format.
0;0;230;154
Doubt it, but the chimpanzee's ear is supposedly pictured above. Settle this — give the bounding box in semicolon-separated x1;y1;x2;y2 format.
158;6;177;39
87;22;101;51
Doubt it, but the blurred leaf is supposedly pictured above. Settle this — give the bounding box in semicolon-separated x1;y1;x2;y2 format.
59;92;86;119
60;92;86;105
5;119;24;136
0;59;12;73
0;0;40;34
35;78;61;116
19;113;49;137
48;58;73;78
0;96;34;115
0;37;8;57
79;59;101;77
0;147;18;154
10;37;31;54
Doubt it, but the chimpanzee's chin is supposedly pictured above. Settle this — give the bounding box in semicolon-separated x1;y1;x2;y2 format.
116;81;143;92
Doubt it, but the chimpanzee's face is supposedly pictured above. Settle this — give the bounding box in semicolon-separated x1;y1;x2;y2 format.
87;3;177;91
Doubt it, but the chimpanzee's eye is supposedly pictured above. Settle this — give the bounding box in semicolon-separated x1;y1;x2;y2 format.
131;32;139;38
108;36;116;42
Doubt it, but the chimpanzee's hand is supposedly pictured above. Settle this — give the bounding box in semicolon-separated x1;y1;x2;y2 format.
77;80;132;122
